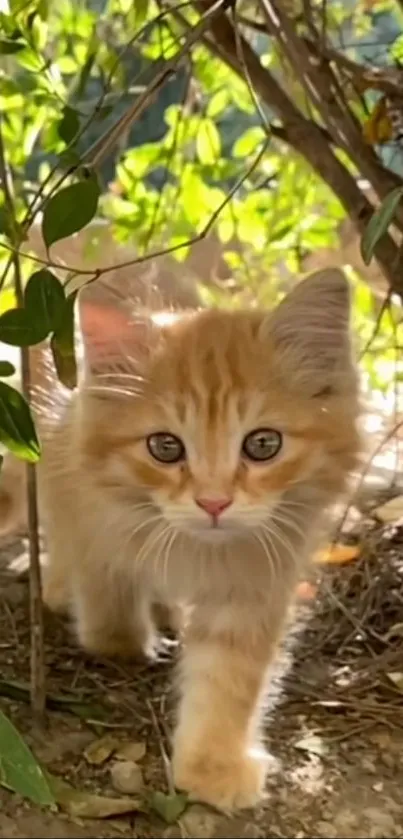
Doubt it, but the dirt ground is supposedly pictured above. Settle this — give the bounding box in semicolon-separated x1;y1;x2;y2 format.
1;512;403;839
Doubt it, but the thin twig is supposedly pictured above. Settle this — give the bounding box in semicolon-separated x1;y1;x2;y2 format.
358;294;390;360
231;6;272;135
0;120;45;723
141;65;192;254
146;698;175;795
0;137;271;286
335;418;403;541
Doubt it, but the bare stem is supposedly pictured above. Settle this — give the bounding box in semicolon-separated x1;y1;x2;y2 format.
0;119;45;723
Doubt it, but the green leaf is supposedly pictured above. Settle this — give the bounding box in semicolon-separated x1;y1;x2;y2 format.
150;791;188;824
74;34;98;99
134;0;149;24
0;270;64;347
391;33;403;62
36;0;49;20
0;206;14;239
50;292;77;389
42;176;100;249
0;289;17;315
15;47;43;72
0;710;55;806
24;270;66;338
361;187;403;265
196;119;221;165
0;361;15;377
57;106;80;146
355;279;373;317
26;11;37;31
0;679;106;721
0;39;25;54
207;89;230;118
58;149;81;172
0;310;42;347
232;127;266;158
0;382;41;462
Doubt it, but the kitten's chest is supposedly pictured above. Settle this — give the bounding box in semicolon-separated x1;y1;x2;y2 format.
146;534;280;603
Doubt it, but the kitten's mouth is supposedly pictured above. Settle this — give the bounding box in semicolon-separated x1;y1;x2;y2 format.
175;516;242;541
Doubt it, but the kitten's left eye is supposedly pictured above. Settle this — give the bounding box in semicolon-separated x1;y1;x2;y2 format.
242;428;282;462
147;432;185;464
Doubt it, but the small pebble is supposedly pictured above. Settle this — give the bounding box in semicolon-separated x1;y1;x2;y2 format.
181;805;219;839
110;761;144;795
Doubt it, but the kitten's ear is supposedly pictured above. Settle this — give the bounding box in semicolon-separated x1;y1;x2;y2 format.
78;299;154;377
262;268;354;395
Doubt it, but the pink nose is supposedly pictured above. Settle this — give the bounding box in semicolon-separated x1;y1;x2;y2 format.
195;497;232;517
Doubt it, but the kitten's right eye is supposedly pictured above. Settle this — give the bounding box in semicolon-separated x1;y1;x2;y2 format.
147;432;185;464
242;428;282;461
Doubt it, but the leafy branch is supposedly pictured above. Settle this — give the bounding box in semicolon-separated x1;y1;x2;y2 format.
194;0;403;297
0;116;45;722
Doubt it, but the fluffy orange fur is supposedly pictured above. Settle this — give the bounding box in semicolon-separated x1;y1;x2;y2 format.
0;269;362;811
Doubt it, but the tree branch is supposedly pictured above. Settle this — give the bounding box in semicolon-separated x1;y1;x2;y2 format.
259;0;403;203
304;37;403;98
191;0;403;296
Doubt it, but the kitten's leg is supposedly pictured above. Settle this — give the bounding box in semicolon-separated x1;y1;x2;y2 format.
42;509;157;658
172;600;288;812
72;570;156;659
0;454;26;535
43;555;71;615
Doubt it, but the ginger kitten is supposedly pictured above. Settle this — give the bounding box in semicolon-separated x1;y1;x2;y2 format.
0;269;361;811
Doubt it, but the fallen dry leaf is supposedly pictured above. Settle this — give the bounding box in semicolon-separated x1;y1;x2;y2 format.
49;774;148;819
294;734;328;757
314;544;360;565
386;672;403;692
362;97;394;145
115;741;146;762
374;495;403;525
83;734;118;766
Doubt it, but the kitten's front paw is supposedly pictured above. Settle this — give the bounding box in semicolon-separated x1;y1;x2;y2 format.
77;620;158;660
78;626;141;659
173;748;268;812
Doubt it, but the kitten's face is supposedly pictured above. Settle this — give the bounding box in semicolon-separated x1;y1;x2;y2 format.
83;271;360;544
129;390;315;540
